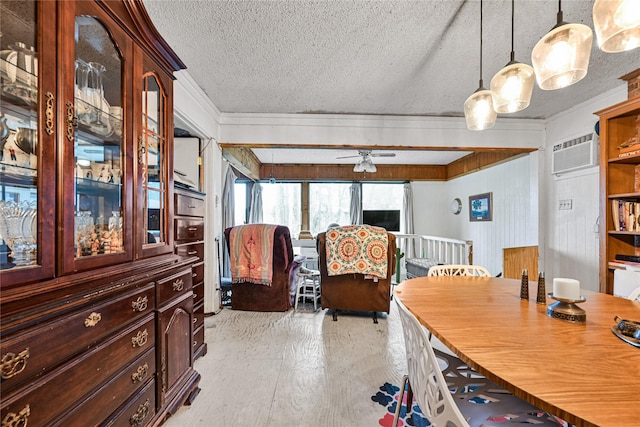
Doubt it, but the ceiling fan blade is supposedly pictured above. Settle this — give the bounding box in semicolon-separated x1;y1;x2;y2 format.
370;153;396;157
336;155;362;159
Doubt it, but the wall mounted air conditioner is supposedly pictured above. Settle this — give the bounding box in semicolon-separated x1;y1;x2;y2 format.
551;132;599;175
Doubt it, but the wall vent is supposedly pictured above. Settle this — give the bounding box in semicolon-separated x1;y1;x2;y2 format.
551;133;599;175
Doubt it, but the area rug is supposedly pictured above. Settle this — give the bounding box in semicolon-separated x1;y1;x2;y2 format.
371;349;572;427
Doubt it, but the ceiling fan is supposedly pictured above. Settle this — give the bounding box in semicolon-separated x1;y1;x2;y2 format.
337;150;396;173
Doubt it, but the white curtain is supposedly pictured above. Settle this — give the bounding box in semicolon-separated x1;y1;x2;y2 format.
221;163;236;277
403;182;415;258
248;182;263;223
349;182;362;225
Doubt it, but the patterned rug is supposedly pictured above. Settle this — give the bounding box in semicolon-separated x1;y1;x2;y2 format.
372;348;572;427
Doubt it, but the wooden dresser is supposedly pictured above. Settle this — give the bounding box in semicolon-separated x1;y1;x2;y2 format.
0;1;200;425
174;186;208;361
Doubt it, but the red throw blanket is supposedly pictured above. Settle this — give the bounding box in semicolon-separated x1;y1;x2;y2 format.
325;225;388;279
230;224;278;286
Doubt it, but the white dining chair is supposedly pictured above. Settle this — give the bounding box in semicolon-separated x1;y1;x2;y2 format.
427;264;491;277
628;286;640;302
393;297;469;427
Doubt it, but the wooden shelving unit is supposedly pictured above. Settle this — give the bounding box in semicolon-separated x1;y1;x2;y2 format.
597;96;640;294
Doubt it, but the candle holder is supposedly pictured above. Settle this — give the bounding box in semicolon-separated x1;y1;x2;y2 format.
547;293;587;323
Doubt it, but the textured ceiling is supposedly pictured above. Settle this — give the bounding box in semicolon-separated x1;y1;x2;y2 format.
143;0;639;166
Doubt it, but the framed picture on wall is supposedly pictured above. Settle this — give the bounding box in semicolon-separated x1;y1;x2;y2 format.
469;192;492;221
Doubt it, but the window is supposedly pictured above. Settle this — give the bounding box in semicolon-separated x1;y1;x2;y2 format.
309;183;351;236
262;183;301;235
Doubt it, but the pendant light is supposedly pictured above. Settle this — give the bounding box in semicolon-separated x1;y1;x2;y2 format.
490;0;535;113
464;0;497;131
531;0;593;90
593;0;640;53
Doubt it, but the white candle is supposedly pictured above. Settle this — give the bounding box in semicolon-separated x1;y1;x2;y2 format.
553;278;581;300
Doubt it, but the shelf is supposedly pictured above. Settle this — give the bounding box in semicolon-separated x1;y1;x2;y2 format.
609;192;640;200
608;230;640;236
75;177;121;193
0;162;36;187
608;153;640;164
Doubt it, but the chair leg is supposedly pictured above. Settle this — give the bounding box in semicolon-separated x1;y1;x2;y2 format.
393;375;409;427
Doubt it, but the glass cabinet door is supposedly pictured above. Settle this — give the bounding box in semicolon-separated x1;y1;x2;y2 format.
0;0;55;285
73;16;124;259
137;65;173;259
60;3;131;274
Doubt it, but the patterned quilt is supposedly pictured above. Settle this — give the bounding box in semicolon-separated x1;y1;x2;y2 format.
325;225;388;279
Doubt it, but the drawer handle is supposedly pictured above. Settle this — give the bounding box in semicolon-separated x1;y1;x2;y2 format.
131;329;149;348
129;399;150;426
193;318;198;324
193;340;197;347
1;404;30;427
1;348;30;379
192;273;197;278
193;293;198;299
131;362;149;384
187;250;198;255
131;296;149;312
84;312;102;327
187;204;196;209
187;227;198;231
173;278;184;292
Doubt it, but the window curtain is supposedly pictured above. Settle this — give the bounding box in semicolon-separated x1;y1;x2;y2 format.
248;182;263;224
403;182;415;258
221;163;236;277
349;182;362;225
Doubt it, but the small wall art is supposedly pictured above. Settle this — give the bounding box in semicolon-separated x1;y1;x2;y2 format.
469;192;492;221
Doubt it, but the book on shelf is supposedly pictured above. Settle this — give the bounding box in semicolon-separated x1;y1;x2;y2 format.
608;259;640;269
611;199;640;231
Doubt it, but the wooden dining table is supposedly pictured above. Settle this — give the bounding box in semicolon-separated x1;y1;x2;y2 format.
394;276;640;427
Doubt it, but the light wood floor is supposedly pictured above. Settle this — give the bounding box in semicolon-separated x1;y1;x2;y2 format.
163;303;407;426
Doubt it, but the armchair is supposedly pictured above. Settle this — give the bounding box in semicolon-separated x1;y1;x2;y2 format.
317;227;396;323
224;224;294;311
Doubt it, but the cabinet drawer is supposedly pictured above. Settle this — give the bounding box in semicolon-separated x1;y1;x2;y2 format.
156;268;193;307
193;302;205;330
193;324;205;354
175;219;204;241
192;261;204;285
104;378;156;427
176;242;204;262
192;282;204;306
175;193;205;217
0;283;155;394
51;349;156;427
1;315;155;427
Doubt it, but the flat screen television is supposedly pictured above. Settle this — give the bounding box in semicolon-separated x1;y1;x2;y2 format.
362;210;400;231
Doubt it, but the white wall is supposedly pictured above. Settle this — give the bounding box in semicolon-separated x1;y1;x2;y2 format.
543;85;627;292
174;71;223;314
410;181;451;237
412;155;538;276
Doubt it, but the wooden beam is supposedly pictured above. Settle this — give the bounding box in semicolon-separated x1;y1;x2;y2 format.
221;146;261;181
446;150;533;180
259;164;447;181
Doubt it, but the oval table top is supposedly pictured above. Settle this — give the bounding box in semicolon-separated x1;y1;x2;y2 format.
394;276;640;427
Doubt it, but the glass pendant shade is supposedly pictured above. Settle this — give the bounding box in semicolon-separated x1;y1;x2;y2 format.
464;87;497;131
593;0;640;52
490;62;535;113
532;21;593;90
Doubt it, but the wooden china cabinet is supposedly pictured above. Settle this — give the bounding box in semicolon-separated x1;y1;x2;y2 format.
0;1;200;426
